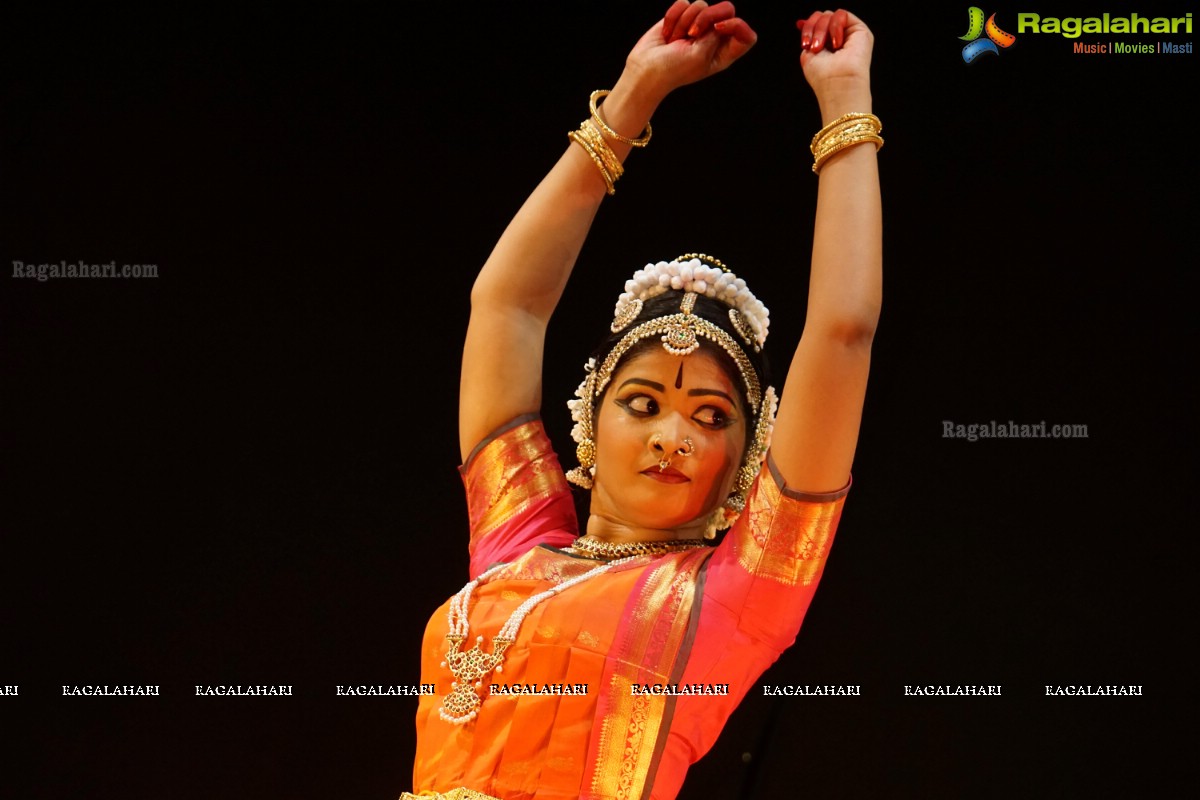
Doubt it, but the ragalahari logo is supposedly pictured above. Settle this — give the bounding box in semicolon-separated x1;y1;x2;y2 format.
960;7;1017;62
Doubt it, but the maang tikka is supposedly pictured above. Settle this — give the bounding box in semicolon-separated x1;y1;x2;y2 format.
566;254;778;538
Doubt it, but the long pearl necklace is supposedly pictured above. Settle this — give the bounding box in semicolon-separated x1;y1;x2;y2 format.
439;556;636;725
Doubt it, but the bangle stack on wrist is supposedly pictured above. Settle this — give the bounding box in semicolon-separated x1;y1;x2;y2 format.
569;118;624;195
810;112;883;174
587;90;652;147
567;89;653;195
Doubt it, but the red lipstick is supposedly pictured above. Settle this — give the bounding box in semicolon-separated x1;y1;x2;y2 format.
641;467;690;484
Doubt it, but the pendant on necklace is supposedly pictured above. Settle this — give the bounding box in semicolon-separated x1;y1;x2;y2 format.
439;634;514;724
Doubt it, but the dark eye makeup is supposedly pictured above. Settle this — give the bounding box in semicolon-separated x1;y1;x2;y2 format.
693;405;736;429
615;394;737;430
614;394;658;416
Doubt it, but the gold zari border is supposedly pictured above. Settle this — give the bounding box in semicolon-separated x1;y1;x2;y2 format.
733;472;844;586
588;550;707;800
462;420;568;547
401;789;501;800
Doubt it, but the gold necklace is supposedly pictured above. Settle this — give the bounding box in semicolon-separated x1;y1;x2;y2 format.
567;535;708;559
439;556;636;725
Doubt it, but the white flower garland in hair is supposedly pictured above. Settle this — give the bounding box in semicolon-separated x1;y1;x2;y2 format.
613;258;769;351
567;254;774;497
567;358;595;449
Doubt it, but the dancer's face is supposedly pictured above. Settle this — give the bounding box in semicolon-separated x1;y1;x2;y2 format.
590;347;747;532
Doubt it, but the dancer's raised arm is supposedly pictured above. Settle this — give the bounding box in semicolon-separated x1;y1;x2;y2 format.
459;1;757;459
771;9;883;492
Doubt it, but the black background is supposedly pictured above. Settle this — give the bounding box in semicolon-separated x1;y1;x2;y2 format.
2;2;1194;797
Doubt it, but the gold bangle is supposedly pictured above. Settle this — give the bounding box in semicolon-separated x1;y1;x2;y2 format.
589;89;652;147
578;118;624;183
812;121;881;157
812;134;883;173
810;112;883;174
810;112;881;148
568;128;617;195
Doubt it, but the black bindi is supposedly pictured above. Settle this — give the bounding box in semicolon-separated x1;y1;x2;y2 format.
674;363;684;389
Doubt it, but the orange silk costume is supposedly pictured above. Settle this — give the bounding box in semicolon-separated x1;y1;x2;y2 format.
411;415;849;800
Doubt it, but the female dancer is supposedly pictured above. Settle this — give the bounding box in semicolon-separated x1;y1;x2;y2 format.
406;4;881;798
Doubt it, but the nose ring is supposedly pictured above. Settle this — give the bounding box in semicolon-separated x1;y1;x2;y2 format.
653;434;694;472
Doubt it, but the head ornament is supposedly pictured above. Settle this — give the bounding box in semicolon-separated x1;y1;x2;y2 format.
566;254;778;538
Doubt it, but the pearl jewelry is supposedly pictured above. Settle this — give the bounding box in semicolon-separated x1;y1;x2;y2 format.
438;557;637;725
